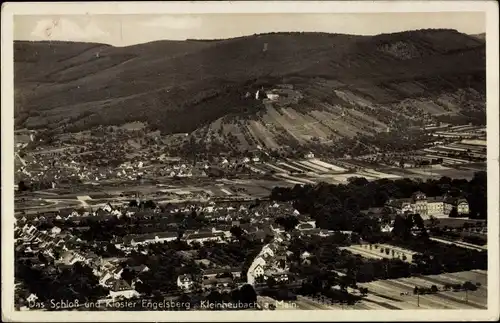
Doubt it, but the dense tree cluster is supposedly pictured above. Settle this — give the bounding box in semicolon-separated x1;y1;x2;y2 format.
271;172;487;225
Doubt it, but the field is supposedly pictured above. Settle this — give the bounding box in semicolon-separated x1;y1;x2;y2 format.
282;270;487;310
357;270;487;310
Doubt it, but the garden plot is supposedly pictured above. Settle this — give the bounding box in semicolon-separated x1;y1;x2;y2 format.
308;158;347;172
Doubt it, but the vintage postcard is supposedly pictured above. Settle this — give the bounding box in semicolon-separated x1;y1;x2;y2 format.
1;1;499;322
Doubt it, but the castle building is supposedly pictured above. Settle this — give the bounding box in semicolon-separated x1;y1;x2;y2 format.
385;191;469;219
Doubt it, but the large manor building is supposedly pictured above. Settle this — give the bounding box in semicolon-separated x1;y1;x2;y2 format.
385;191;469;218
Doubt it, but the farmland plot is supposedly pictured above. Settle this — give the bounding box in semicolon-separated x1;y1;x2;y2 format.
280;107;298;121
248;121;279;149
390;81;425;96
264;162;291;174
285;160;320;173
265;105;306;143
309;158;347;172
277;161;307;173
276;173;317;185
414;100;450;115
302;112;333;139
281;108;322;140
247;121;265;146
334;90;373;108
347;108;387;129
298;160;332;173
308;109;359;137
436;94;462;113
223;123;251;151
360;168;401;179
283;109;326;139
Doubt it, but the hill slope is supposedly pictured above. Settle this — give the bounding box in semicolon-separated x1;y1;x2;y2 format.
15;29;486;152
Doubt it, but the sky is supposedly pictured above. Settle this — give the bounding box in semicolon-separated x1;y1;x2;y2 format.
14;12;486;47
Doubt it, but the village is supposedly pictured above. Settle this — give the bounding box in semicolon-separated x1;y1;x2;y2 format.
14;175;488;311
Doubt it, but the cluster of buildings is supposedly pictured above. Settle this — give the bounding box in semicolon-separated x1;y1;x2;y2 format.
247;234;291;285
176;267;243;293
385;191;469;219
17;224;140;301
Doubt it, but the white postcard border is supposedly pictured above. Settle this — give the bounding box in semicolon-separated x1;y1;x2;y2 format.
2;1;499;322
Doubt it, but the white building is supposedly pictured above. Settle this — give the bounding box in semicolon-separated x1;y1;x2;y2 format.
109;280;139;300
305;152;315;159
177;274;194;291
266;93;280;101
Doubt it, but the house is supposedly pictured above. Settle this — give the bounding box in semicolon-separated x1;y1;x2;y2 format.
26;293;38;303
177;274;195;291
56;251;84;266
381;223;394;233
300;251;311;260
109;280;139;300
184;232;225;245
247;261;266;284
50;226;62;236
304;152;315;159
457;199;470;215
266;93;280;101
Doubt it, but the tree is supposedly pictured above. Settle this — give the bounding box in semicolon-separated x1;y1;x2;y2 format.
121;268;134;284
239;284;257;305
449;207;459;218
429;215;439;228
18;181;30;192
267;276;277;289
430;285;438;293
230;226;244;239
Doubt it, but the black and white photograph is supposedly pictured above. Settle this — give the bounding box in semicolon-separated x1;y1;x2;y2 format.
2;1;499;322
